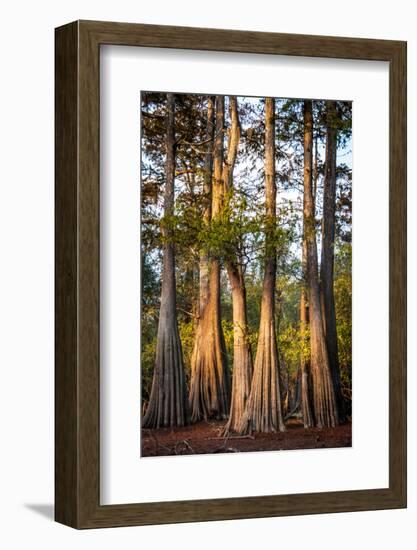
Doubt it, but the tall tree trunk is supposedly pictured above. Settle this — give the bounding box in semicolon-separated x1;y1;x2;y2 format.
223;97;253;433
199;97;215;315
189;96;230;421
238;97;285;434
320;100;346;422
143;93;190;428
300;240;314;428
303;99;338;428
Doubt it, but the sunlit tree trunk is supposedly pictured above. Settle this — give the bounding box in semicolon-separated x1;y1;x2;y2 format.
143;93;190;428
303;99;338;428
238;97;285;434
189;96;230;421
320;100;346;422
225;260;254;431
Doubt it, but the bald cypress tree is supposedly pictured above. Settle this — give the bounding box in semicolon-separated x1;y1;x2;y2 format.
320;100;346;422
303;99;338;428
222;97;254;433
189;95;230;421
143;93;190;428
238;97;285;434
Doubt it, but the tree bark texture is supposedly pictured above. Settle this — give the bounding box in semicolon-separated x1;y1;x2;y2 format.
143;93;190;428
303;99;339;429
320;100;346;422
238;97;285;434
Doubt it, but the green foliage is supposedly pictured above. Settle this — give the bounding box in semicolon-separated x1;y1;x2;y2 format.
334;242;352;400
178;320;196;381
278;324;302;375
142;253;160;328
141;338;156;406
221;319;235;366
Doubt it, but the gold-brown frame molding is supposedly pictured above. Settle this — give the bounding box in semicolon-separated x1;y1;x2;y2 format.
55;20;407;528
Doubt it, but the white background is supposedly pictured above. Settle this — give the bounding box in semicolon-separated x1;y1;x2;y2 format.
0;0;415;548
101;47;389;504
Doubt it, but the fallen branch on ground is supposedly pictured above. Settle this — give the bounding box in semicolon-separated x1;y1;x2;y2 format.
206;435;255;440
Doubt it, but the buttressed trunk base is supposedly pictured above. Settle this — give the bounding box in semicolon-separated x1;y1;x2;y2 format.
224;262;253;433
189;260;230;421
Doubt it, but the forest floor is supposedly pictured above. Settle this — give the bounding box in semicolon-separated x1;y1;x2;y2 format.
141;419;352;457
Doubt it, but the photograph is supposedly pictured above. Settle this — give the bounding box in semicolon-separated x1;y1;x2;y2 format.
140;92;352;457
0;0;409;539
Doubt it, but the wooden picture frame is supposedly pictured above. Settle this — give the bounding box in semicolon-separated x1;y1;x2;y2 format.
55;20;407;528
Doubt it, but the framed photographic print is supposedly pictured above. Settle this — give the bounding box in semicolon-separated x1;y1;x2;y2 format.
55;20;407;528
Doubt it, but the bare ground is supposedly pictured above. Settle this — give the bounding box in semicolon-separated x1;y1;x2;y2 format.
141;419;352;457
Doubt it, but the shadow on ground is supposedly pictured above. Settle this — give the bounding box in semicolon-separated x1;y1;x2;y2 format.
24;504;54;521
